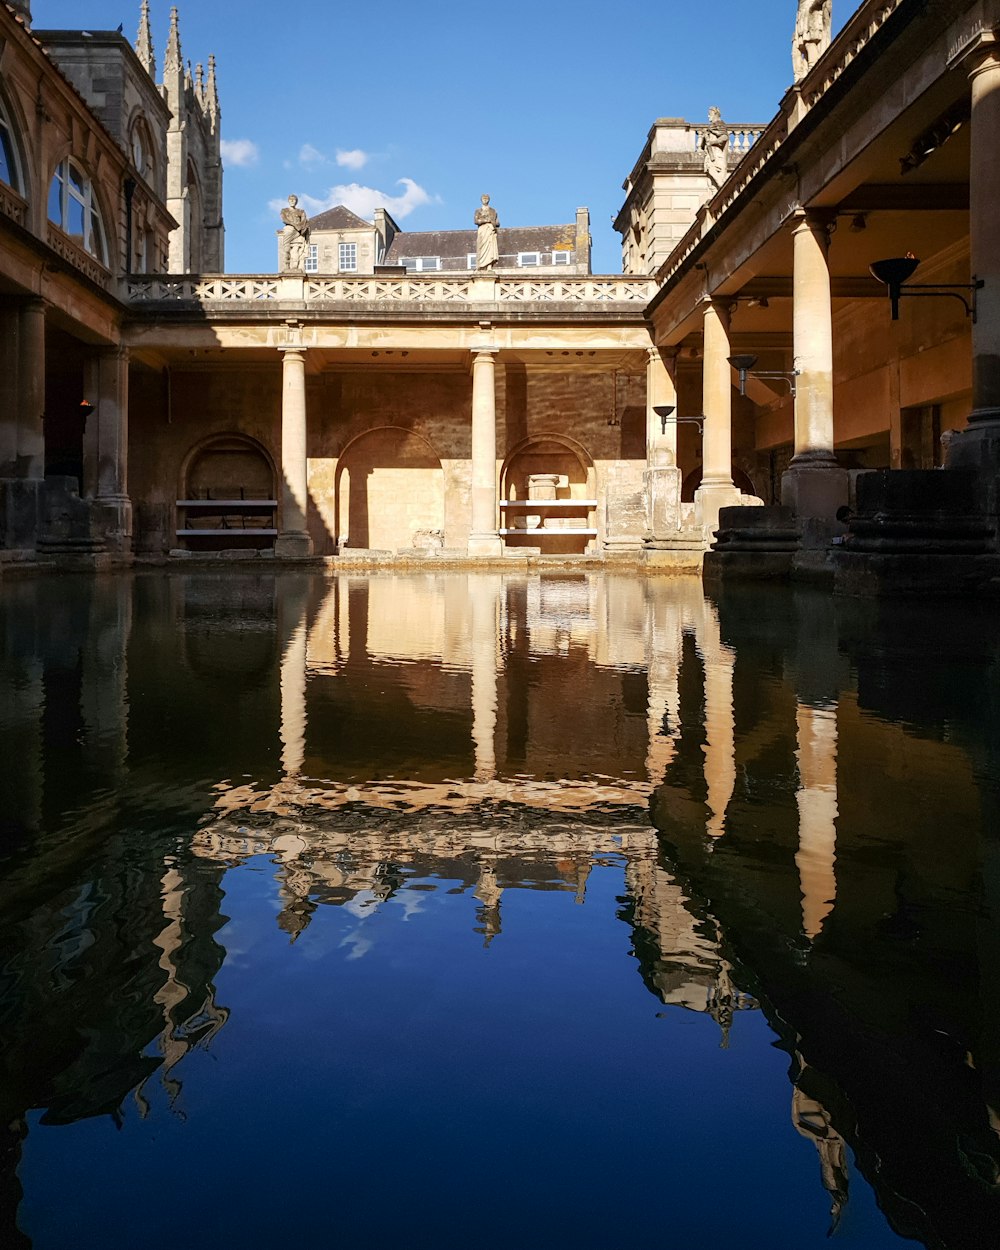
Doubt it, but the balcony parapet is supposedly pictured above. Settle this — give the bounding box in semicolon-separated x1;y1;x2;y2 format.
656;0;909;291
125;272;659;314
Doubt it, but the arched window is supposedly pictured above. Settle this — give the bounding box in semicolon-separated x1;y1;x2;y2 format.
0;97;24;193
48;158;108;263
130;118;155;184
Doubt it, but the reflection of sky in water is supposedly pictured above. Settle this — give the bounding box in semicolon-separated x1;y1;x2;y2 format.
2;571;998;1250
16;853;899;1250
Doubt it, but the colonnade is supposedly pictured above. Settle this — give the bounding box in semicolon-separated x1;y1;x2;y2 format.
0;297;131;555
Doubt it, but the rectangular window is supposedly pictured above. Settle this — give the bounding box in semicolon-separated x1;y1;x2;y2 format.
402;256;441;272
467;253;477;270
304;244;318;273
517;252;541;267
551;250;572;265
339;242;357;272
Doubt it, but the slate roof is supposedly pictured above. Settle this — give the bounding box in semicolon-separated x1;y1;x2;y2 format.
384;223;579;263
306;205;374;231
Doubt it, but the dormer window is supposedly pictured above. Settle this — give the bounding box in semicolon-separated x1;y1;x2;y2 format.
552;250;572;266
517;252;541;267
402;256;440;272
48;158;108;263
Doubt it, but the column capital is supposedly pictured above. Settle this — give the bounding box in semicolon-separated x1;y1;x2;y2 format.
99;343;130;363
949;26;1000;76
788;206;836;236
471;346;499;360
280;345;307;360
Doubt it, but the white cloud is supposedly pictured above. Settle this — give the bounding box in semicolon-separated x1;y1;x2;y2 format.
270;178;439;223
220;138;259;168
299;143;327;167
336;148;369;170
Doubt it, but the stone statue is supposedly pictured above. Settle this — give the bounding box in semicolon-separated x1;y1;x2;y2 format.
793;0;833;82
474;194;499;270
280;194;309;272
701;108;730;191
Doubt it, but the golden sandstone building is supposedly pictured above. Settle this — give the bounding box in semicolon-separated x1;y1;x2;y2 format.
1;0;998;592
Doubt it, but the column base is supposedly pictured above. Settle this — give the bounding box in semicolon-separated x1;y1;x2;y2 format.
467;533;503;558
274;530;314;558
644;463;684;540
93;496;133;554
694;481;747;539
0;477;44;551
781;462;849;521
946;420;1000;518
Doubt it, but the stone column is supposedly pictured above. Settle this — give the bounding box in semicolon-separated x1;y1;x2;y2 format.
275;348;314;558
18;298;45;480
968;45;1000;426
782;211;847;522
468;347;502;557
794;703;838;941
644;347;684;544
0;300;19;478
92;346;133;551
695;299;741;536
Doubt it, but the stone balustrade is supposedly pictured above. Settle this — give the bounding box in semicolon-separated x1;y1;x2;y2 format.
688;123;765;156
657;0;910;289
125;272;659;310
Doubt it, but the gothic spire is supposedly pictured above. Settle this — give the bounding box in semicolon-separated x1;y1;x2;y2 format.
184;59;194;92
136;0;155;77
206;55;220;126
164;6;181;75
194;62;204;103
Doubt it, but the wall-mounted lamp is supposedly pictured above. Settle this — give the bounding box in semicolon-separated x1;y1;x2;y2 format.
727;354;800;398
869;256;983;323
653;404;706;435
78;400;95;425
653;404;675;435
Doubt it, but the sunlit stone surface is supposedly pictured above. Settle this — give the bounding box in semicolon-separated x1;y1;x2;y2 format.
0;572;997;1249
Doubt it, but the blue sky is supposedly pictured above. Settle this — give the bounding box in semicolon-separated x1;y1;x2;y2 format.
36;1;849;273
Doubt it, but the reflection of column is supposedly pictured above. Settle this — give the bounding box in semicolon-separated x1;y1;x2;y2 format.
794;703;838;940
468;348;502;556
80;574;131;775
695;299;740;537
275;348;314;557
782;212;847;520
277;576;311;778
968;45;1000;424
646;586;683;783
793;1079;850;1230
93;346;133;551
470;573;500;781
699;601;736;840
280;618;308;777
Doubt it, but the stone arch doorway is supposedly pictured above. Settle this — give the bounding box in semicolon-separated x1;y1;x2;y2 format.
178;434;276;551
335;426;444;551
501;434;595;555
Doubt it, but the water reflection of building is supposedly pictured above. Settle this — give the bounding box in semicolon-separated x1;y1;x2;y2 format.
651;584;1000;1246
3;569;999;1247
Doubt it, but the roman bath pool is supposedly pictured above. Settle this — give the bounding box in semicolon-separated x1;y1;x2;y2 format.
0;571;997;1249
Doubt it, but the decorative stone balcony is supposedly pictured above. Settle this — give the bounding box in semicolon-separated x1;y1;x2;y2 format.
124;272;659;318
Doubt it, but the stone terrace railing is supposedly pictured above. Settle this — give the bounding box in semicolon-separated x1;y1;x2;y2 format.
657;0;909;288
125;273;659;309
688;122;766;157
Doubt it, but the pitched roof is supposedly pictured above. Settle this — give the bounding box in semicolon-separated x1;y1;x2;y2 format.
384;224;578;263
306;205;372;231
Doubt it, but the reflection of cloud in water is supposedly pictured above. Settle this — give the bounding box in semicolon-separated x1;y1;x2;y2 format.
339;929;374;961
